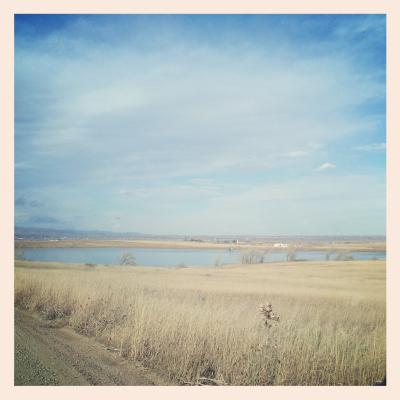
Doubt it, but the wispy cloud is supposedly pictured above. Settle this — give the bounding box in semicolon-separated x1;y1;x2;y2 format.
14;15;386;234
316;162;336;171
354;142;386;151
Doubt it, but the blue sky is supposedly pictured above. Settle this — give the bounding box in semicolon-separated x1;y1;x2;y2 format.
14;14;386;235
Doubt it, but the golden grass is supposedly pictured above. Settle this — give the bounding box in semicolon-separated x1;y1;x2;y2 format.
14;260;386;385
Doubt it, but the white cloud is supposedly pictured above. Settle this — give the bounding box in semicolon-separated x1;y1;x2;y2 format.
15;28;384;185
14;16;386;234
316;162;336;171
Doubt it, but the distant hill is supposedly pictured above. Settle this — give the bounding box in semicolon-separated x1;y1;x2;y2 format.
14;226;385;243
15;227;146;240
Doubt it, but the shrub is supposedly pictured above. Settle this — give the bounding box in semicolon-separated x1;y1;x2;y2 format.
85;263;96;268
15;248;26;261
119;253;136;266
241;250;267;264
286;249;297;262
334;252;354;261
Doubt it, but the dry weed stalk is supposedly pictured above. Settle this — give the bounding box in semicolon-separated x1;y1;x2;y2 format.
259;302;280;328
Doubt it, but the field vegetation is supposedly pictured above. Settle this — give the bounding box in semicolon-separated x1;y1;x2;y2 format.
14;259;386;385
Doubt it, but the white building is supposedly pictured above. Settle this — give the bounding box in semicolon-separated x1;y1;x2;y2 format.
273;243;288;248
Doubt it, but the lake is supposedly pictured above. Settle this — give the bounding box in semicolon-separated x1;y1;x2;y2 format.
19;247;386;267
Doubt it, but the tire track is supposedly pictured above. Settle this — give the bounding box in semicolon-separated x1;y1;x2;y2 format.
15;309;169;386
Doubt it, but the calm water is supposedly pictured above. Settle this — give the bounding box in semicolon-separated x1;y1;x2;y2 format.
20;247;386;267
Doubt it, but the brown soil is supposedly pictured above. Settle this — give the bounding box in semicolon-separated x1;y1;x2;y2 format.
14;309;172;386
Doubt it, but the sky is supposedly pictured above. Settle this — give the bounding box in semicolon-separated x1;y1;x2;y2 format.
14;14;386;235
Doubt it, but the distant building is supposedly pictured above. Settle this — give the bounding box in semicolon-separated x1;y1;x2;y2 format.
273;243;288;248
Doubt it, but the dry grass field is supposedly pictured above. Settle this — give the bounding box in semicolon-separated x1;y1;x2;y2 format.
14;260;386;385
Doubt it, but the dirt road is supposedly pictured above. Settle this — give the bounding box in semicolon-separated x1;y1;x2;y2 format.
15;309;170;385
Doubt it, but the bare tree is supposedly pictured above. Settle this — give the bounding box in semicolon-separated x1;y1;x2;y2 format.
334;252;354;261
241;250;268;264
214;255;221;267
286;248;297;262
15;248;26;260
119;252;136;266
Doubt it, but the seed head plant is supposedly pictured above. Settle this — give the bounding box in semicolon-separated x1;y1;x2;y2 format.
259;302;280;328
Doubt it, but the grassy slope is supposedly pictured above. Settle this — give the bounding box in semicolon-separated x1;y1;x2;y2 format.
14;260;386;385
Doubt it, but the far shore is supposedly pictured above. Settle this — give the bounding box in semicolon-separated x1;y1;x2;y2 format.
14;238;386;252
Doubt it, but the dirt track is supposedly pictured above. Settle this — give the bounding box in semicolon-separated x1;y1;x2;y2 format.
14;309;170;386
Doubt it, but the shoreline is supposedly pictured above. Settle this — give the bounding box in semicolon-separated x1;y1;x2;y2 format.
14;238;386;252
14;259;386;271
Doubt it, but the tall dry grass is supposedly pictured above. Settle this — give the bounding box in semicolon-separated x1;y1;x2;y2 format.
14;260;386;385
